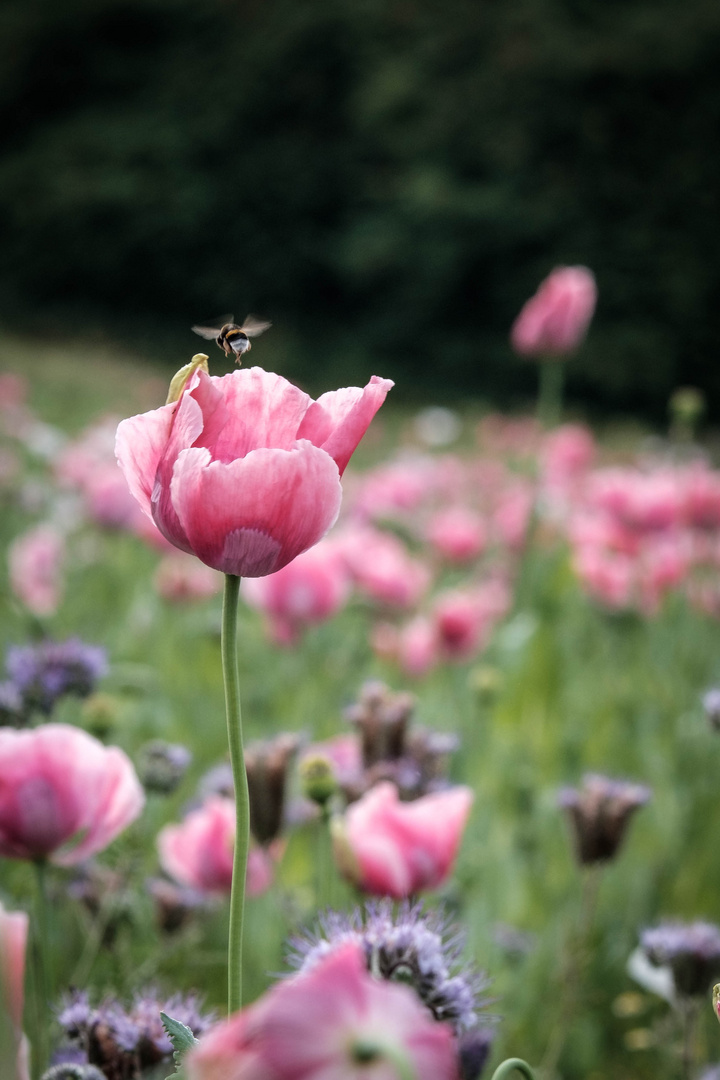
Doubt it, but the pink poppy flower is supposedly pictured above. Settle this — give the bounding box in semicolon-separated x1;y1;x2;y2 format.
186;942;456;1080
333;781;474;898
157;796;275;897
0;724;144;865
426;506;487;564
511;266;597;359
241;538;351;643
339;526;430;609
116;367;392;577
154;553;222;603
8;523;65;617
0;902;30;1080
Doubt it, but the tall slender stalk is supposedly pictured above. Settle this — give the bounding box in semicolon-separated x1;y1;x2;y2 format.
33;859;50;1077
222;573;249;1014
537;361;565;429
539;865;601;1078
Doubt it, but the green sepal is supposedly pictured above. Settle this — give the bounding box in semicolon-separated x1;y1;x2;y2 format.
166;354;209;404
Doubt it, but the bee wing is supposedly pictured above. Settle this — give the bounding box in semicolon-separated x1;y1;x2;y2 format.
191;325;224;340
239;315;272;338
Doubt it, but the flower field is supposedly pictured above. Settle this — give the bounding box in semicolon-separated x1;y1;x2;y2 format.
2;333;720;1079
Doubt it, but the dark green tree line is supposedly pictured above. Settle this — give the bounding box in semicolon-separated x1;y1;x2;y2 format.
1;0;719;413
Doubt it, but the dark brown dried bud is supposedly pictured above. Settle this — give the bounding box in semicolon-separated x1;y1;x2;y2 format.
146;877;208;933
344;680;415;768
558;773;651;865
245;733;301;845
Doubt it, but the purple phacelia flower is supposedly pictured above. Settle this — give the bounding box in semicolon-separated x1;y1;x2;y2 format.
57;987;214;1074
0;679;25;726
703;688;720;731
288;900;491;1036
6;638;107;715
558;773;651;865
641;920;720;998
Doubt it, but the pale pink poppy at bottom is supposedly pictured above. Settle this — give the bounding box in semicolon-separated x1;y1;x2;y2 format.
186;942;457;1080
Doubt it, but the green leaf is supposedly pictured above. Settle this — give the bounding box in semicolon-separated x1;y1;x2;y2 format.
161;1011;199;1076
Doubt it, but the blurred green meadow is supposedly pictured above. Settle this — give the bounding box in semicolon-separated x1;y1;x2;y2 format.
2;333;720;1079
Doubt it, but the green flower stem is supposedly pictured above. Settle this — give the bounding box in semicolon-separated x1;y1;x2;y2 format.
537;361;565;429
490;1059;537;1080
222;573;249;1014
33;858;51;1077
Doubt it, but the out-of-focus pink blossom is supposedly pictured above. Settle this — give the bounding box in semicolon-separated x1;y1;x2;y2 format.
477;414;542;459
432;581;510;662
8;523;65;617
241;539;351;643
541;425;596;491
492;483;534;550
339;526;430;609
0;724;144;865
155;554;222;603
511;266;597;359
679;465;720;530
426;506;487;564
116;367;392;577
0;901;29;1080
396;616;439;678
158;796;275;897
350;456;440;521
186;942;456;1080
333;781;474;898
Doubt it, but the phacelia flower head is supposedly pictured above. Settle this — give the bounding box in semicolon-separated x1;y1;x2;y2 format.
703;688;720;732
136;740;192;796
327;681;459;802
288;900;491;1036
641;921;720;998
116;365;392;577
5;638;107;717
57;988;215;1074
558;773;651;865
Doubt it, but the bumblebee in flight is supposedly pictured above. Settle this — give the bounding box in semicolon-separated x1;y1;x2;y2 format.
191;315;272;362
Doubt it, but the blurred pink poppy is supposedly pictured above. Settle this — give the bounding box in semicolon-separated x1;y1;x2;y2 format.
339;526;430;609
241;538;351;643
333;781;474;898
154;553;222;603
158;796;275;897
0;724;144;865
116;367;392;577
511;265;597;359
0;902;29;1080
8;523;65;617
426;506;487;564
186;942;456;1080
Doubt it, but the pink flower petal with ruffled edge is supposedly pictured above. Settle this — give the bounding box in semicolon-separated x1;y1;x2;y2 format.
115;401;176;519
196;368;314;461
170;442;343;577
297;376;394;475
343;782;474;897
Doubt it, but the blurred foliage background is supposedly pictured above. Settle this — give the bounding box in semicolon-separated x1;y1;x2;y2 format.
1;0;719;416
